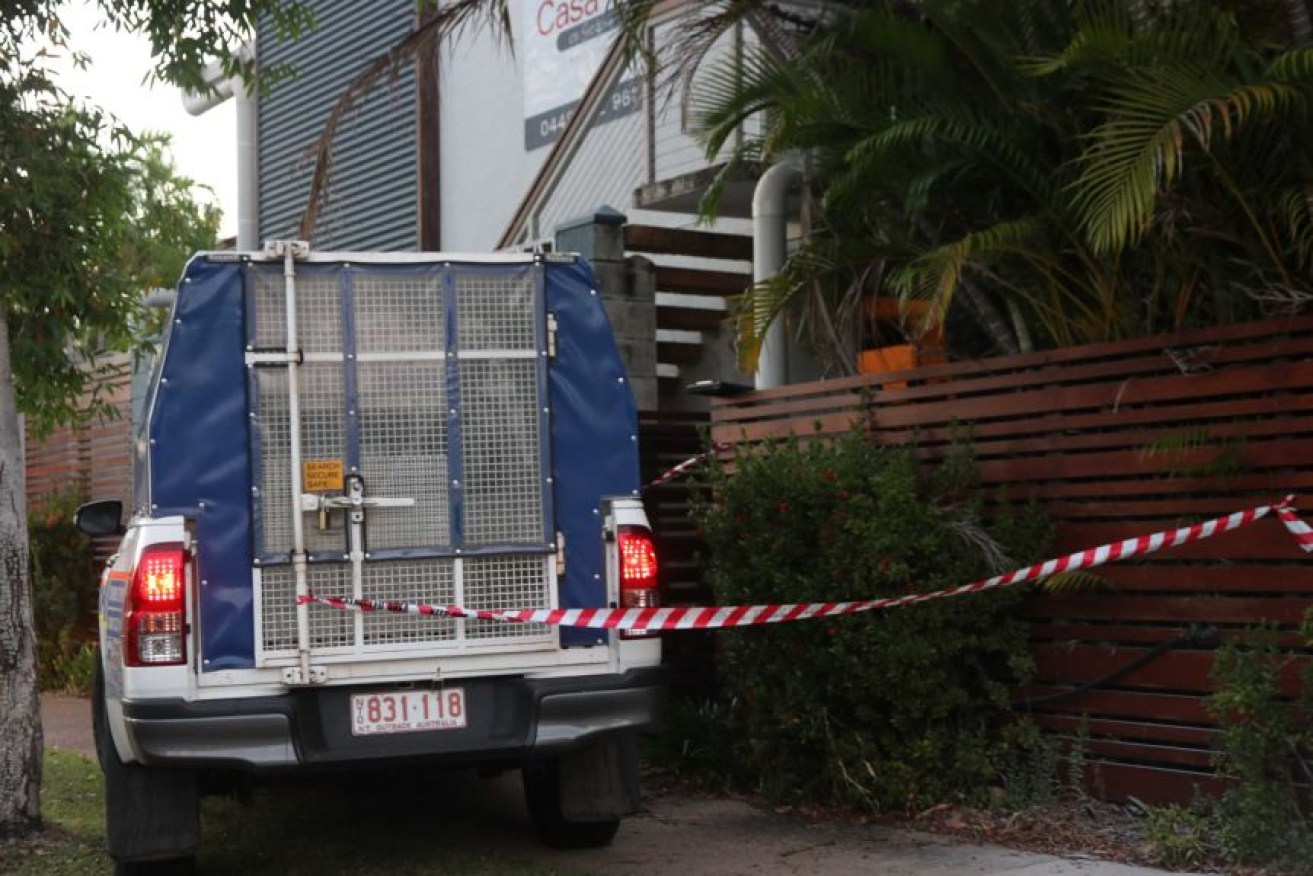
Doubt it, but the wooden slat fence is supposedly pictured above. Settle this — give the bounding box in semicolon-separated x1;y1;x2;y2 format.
25;356;134;563
639;411;716;695
640;411;710;602
710;315;1313;805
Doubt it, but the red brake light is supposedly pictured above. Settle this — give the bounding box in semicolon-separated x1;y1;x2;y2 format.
125;543;188;667
617;528;659;607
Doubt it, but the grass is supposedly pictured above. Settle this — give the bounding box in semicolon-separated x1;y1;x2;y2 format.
0;752;107;875
0;751;580;875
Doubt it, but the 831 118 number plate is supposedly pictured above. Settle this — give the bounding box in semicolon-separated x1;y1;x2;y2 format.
350;689;467;736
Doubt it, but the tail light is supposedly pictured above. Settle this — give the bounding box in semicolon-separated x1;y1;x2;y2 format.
125;543;188;667
617;527;659;609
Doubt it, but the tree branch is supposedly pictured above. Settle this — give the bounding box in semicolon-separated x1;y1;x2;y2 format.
296;0;511;240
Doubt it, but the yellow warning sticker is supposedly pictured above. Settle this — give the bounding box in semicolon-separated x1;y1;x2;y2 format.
303;459;345;493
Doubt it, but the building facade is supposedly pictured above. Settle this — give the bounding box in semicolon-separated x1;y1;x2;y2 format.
254;0;775;408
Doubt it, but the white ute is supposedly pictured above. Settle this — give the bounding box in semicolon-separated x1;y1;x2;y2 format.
77;243;665;874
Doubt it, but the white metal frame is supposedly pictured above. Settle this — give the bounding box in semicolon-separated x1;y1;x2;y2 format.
252;555;561;668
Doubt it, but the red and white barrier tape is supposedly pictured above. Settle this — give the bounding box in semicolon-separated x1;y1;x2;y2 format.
1276;502;1313;552
300;495;1312;633
644;443;730;491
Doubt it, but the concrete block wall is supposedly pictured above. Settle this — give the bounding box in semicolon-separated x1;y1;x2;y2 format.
555;209;658;411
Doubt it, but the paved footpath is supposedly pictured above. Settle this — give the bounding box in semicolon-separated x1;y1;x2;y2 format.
41;693;1194;876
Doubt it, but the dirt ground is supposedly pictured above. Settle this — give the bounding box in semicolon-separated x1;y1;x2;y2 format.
39;693;1193;876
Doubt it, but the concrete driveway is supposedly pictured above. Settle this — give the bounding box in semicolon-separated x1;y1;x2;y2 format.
40;693;1191;876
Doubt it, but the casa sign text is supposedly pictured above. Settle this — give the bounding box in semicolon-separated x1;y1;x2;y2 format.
536;0;603;36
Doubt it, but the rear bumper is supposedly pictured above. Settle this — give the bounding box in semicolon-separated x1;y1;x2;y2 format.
121;667;664;771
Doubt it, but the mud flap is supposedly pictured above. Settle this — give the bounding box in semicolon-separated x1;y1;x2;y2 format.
95;662;199;863
558;732;641;821
104;762;200;862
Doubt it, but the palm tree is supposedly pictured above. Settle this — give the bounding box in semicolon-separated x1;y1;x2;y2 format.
1054;0;1313;319
686;0;1313;371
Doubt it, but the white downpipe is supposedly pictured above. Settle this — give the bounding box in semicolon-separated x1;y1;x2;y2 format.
752;160;802;390
144;288;177;309
234;77;259;252
183;48;258;251
181;58;233;115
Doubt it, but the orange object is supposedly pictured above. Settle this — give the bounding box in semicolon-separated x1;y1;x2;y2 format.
862;296;932;322
861;296;944;346
857;344;947;389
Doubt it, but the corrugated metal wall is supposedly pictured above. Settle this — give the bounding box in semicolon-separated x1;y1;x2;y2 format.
258;1;417;251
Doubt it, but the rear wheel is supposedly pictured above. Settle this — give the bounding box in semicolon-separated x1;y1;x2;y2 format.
93;659;200;874
523;734;640;849
523;757;621;849
114;859;196;876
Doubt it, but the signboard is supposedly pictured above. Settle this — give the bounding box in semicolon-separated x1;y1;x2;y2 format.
303;459;345;494
522;0;640;150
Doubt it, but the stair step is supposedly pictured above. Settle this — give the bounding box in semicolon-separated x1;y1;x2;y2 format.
657;329;703;364
656;292;726;332
655;265;750;297
624;224;752;261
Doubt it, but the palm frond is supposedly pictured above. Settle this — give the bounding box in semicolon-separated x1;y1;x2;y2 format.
660;0;1313;361
902;158;973;215
690;46;807;161
1036;570;1116;592
731;230;893;373
1060;1;1242;71
633;0;791;99
1139;429;1249;479
946;515;1015;574
695;147;762;222
841;116;1060;212
888;216;1047;334
918;0;1026;103
1006;0;1077;57
1267;45;1313;80
818;3;959;96
1023;7;1132;76
1072;70;1299;254
1138;427;1215;460
1276;185;1313;267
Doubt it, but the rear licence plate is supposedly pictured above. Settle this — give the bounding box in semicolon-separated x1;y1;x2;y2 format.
350;689;467;736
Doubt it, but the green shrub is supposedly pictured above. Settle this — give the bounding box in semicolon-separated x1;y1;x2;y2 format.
1144;617;1313;873
1144;803;1217;870
1206;623;1313;870
31;491;99;694
645;697;751;790
688;431;1048;812
998;720;1061;809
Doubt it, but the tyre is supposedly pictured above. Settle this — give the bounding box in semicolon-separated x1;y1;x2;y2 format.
523;757;621;849
114;858;196;876
93;659;200;873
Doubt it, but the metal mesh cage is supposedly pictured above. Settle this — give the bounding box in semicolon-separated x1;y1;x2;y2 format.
354;272;444;354
460;359;544;545
249;262;555;664
253;270;342;353
357;360;450;549
252;269;286;350
361;559;457;645
456;272;536;351
256;366;350;557
261;564;353;653
462;556;553;640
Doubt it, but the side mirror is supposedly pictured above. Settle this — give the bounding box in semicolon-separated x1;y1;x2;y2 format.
74;500;124;537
